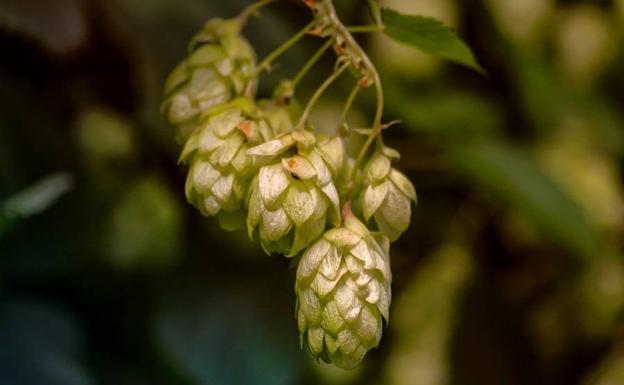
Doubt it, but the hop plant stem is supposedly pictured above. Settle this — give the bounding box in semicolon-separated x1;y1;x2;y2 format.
308;0;385;182
337;83;361;136
238;0;280;24
295;61;350;131
253;20;316;77
346;25;385;34
292;39;334;88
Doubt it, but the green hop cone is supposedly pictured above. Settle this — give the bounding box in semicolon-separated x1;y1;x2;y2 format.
246;133;344;256
295;213;392;369
180;97;275;231
358;151;417;242
162;18;257;140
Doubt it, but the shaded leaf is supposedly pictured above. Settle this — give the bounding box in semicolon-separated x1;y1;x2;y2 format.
384;85;502;140
76;108;134;161
448;142;597;260
0;301;94;385
2;173;74;218
155;280;301;385
0;0;87;54
1;173;74;237
382;8;484;74
384;243;473;385
105;177;183;269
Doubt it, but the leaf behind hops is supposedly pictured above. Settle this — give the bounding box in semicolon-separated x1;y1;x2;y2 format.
381;8;485;74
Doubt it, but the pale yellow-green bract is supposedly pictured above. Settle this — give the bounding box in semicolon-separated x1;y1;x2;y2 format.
180;98;275;231
359;152;417;241
246;134;344;256
162;18;256;141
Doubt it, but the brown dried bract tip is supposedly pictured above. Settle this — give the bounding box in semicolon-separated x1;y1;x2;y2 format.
238;120;254;140
287;158;298;169
341;201;352;224
358;77;373;88
333;41;347;55
303;0;317;8
307;26;324;36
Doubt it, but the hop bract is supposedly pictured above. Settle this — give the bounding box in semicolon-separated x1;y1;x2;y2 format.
359;152;417;241
246;134;344;256
162;18;256;140
180;97;275;231
295;213;392;369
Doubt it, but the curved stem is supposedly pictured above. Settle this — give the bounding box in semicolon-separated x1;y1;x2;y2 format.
353;129;376;169
346;25;385;33
253;20;316;77
295;61;350;131
292;38;333;88
352;81;384;174
238;0;279;23
316;1;384;130
312;0;385;180
336;83;361;136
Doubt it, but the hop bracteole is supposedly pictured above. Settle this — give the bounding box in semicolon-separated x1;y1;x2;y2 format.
162;0;418;369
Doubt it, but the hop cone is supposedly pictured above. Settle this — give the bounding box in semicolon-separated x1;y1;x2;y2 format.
295;213;392;369
246;135;344;256
180;97;274;230
162;18;256;140
359;152;417;241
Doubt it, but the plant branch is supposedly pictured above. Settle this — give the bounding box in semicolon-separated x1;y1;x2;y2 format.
346;25;385;33
238;0;280;23
336;83;361;136
295;61;350;131
308;0;386;180
292;38;334;88
253;20;316;77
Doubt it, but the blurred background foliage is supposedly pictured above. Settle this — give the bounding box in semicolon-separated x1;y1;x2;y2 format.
1;0;624;384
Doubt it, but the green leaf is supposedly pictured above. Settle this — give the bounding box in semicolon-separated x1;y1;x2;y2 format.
448;142;598;261
105;177;183;269
381;8;484;74
1;173;74;237
2;173;74;218
384;85;502;140
77;108;134;161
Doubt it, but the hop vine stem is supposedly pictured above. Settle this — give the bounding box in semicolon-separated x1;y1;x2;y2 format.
306;0;386;188
245;0;387;173
337;83;361;136
253;20;316;78
346;25;385;33
309;1;385;175
295;61;350;130
291;38;333;88
238;0;279;23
